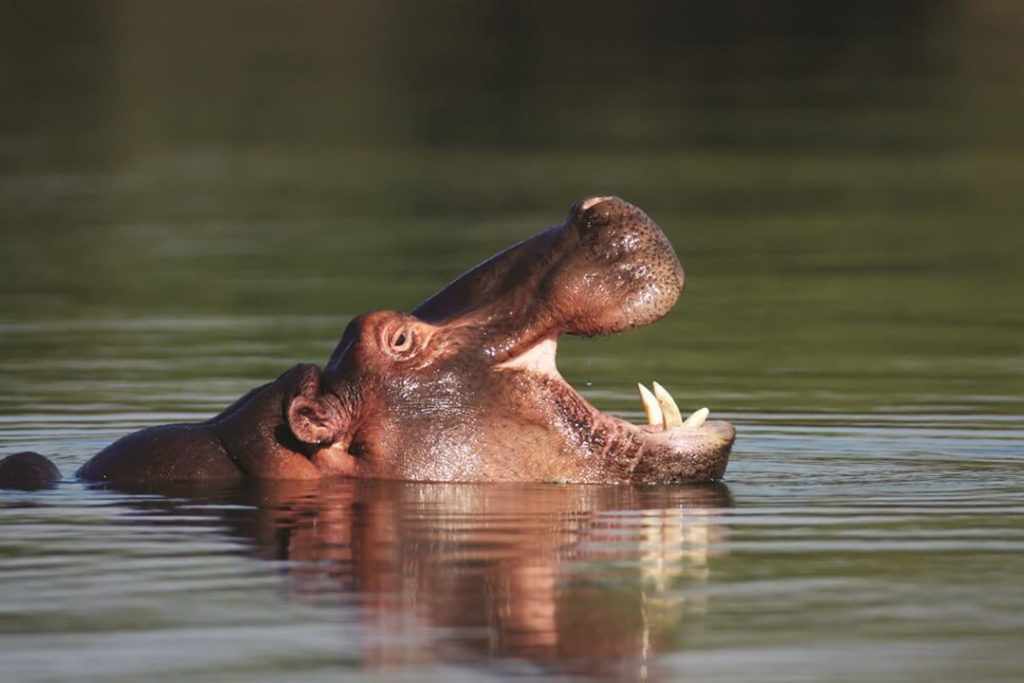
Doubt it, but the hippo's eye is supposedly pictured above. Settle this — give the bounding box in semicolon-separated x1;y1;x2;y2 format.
387;327;415;356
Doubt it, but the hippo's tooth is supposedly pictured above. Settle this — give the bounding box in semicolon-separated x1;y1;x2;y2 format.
652;382;683;429
682;407;710;430
637;383;664;427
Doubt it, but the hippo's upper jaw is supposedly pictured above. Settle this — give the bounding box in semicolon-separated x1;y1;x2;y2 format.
291;196;736;484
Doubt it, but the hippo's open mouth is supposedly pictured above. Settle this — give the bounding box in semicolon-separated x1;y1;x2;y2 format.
496;329;735;484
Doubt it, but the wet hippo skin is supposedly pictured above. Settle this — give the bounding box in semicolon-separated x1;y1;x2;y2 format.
0;197;735;488
0;452;62;490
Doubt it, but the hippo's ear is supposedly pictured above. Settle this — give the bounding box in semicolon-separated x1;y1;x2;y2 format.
287;395;341;445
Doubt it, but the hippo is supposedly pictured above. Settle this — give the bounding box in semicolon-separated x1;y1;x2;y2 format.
0;197;735;490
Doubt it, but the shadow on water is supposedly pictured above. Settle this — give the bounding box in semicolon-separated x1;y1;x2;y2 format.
102;478;733;678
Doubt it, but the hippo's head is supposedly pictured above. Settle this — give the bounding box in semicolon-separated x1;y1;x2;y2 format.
286;197;735;484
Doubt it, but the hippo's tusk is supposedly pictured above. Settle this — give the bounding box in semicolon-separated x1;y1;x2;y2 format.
652;382;684;429
682;407;710;430
637;383;664;427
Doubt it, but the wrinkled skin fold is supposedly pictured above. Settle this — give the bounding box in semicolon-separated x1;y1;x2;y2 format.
0;197;735;488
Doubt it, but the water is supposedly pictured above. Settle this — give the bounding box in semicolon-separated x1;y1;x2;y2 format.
2;2;1023;681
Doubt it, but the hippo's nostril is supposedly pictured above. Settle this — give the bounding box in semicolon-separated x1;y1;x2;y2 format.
579;195;614;211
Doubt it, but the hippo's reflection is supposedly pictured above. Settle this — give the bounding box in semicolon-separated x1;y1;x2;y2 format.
118;478;732;675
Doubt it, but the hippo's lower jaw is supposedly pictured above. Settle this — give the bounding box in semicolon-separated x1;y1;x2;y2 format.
497;334;735;484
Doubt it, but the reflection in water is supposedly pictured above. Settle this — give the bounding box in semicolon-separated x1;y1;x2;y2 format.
118;479;731;677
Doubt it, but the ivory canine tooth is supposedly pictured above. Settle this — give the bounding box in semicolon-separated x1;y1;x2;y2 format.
637;383;664;427
682;407;710;430
651;381;683;428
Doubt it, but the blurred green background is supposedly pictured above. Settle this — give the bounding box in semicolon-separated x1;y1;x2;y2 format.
0;0;1022;420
